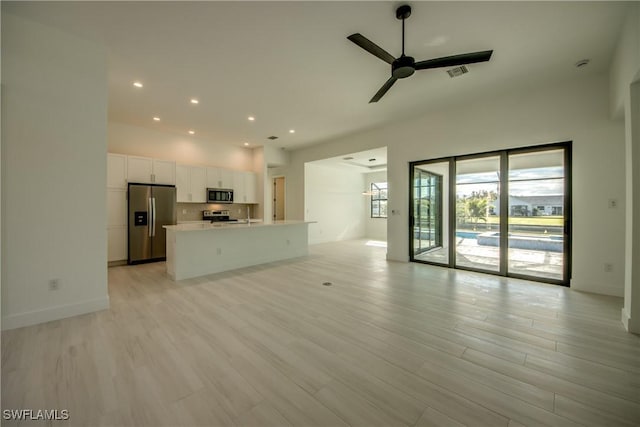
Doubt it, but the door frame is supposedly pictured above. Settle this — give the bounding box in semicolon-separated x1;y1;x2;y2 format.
409;141;572;286
272;175;286;221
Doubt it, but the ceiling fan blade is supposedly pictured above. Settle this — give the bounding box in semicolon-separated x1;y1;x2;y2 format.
414;50;493;70
347;33;395;65
369;77;398;103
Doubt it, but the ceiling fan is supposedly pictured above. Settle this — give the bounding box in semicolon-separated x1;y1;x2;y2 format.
348;4;493;103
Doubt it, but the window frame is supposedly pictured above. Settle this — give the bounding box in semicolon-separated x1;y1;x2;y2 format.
370;182;388;218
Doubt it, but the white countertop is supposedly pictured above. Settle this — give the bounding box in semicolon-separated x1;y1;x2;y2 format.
164;220;312;232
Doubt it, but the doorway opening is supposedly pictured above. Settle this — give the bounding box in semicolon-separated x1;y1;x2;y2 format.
273;176;285;221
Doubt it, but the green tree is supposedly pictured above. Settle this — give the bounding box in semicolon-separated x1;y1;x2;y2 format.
466;197;488;230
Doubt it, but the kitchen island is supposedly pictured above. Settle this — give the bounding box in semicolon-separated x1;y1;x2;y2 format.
163;220;313;280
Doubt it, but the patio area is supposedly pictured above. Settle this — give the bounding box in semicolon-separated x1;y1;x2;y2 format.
414;236;564;281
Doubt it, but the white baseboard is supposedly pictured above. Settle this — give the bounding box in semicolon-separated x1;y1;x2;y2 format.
1;296;110;331
622;308;631;331
621;308;640;334
569;279;624;297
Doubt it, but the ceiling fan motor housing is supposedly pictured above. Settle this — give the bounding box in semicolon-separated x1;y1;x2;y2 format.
392;56;416;78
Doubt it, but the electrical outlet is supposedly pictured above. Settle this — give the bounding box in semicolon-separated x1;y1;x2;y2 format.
48;279;60;291
604;263;613;273
182;209;187;214
608;199;618;209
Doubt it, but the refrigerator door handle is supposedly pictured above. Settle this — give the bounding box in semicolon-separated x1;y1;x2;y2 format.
148;197;153;237
152;197;157;237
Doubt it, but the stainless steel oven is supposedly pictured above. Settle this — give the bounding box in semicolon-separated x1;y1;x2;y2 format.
207;188;233;204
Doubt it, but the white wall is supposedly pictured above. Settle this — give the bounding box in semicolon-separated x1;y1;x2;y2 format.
285;73;626;297
1;13;109;329
265;145;289;167
304;163;366;244
252;146;265;219
364;171;388;241
610;4;640;119
611;2;640;331
108;122;253;170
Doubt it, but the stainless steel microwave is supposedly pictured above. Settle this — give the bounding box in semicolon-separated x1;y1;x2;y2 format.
207;188;233;204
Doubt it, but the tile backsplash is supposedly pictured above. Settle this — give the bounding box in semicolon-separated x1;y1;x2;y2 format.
177;203;258;222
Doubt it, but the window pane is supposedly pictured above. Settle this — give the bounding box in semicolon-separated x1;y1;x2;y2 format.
380;200;388;217
455;156;501;272
508;150;565;281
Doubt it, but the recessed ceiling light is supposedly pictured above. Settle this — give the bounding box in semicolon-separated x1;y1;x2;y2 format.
248;116;255;121
133;81;143;88
153;117;160;121
188;130;195;135
289;129;295;134
190;99;199;104
244;142;250;146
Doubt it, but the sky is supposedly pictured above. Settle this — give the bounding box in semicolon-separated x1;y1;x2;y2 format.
456;166;564;197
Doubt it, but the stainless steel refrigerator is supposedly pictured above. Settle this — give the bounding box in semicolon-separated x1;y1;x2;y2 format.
128;183;177;264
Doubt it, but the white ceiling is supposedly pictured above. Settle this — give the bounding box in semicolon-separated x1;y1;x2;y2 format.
309;147;388;172
5;1;628;150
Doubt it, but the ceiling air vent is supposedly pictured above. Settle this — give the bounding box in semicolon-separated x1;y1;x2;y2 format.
447;65;468;78
267;136;279;140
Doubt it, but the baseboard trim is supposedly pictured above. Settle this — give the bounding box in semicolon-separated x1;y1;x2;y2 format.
621;308;640;334
622;308;630;331
1;296;110;331
569;279;623;297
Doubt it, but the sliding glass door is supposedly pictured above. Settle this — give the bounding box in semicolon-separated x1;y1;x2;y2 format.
409;142;571;285
455;156;501;273
411;162;449;264
507;148;569;281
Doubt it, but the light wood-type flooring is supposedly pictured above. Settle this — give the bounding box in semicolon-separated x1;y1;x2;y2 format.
3;239;640;426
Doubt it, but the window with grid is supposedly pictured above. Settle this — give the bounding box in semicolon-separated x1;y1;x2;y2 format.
371;182;388;218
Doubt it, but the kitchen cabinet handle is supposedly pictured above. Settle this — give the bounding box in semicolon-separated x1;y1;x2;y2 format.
148;198;153;237
152;197;157;237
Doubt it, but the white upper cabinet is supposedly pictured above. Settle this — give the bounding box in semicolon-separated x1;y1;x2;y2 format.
207;167;234;189
190;166;207;203
127;155;175;184
206;167;221;188
244;172;257;204
233;170;258;204
152;159;176;185
127;156;153;183
107;153;127;189
219;169;234;188
176;164;191;202
177;164;206;203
